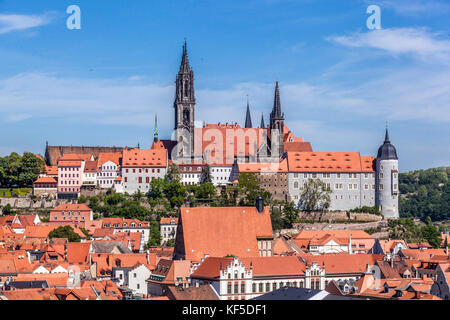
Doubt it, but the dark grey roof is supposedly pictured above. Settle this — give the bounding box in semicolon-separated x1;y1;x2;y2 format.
91;241;132;254
245;101;252;128
6;281;49;290
252;287;364;300
377;128;398;160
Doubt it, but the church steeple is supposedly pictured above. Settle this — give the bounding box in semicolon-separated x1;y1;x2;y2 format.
270;81;285;157
245;98;252;128
260;113;265;128
174;40;196;157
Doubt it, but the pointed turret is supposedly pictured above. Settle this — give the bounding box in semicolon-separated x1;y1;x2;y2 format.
260;113;265;128
245;99;252;128
377;122;398;160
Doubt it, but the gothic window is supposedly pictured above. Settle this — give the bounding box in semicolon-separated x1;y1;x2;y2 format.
184;81;189;97
183;109;190;126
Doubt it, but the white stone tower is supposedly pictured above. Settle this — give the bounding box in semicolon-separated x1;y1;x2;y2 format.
375;124;399;219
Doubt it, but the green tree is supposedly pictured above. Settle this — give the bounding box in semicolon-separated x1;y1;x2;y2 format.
145;221;161;247
165;239;175;247
270;206;284;231
283;201;299;228
148;178;169;200
237;173;272;206
299;179;331;211
166;164;181;182
195;182;216;201
166;180;186;209
200;164;212;184
2;203;14;215
48;226;81;242
421;217;442;248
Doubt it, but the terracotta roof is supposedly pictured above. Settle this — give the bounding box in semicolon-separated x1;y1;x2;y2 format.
45;166;58;176
84;160;98;173
287;152;375;173
59;154;93;161
192;256;306;279
16;273;69;287
298;253;383;274
175;206;273;262
34;176;57;184
122;148;166;168
237;157;288;173
51;204;91;212
160;217;178;225
294;230;373;240
58;160;82;167
97;152;122;167
67;242;91;265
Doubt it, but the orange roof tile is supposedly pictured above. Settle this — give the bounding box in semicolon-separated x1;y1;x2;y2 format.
34;176;57;184
122;148;166;168
287;152;375;173
97;152;122;167
176;206;273;262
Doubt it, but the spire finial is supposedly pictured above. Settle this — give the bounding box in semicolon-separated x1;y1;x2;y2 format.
385;121;390;143
260;113;265;128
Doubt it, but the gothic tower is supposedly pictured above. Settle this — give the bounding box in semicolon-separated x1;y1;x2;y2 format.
269;81;285;157
375;124;399;219
174;40;195;157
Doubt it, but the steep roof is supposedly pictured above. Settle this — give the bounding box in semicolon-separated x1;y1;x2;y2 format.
84;160;98;173
97;152;122;167
175;206;273;262
122;148;166;168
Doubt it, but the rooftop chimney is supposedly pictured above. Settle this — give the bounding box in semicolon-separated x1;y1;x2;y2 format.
256;195;264;213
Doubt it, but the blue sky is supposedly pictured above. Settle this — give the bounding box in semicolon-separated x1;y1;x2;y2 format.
0;0;449;172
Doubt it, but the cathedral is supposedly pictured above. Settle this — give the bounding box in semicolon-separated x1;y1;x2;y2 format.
166;41;313;164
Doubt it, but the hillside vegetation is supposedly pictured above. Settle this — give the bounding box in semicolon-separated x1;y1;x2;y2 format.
399;167;450;222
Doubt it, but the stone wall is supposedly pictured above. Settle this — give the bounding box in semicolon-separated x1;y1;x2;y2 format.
0;197;70;209
297;211;382;222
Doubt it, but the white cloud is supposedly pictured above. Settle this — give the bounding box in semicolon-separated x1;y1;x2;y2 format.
0;13;53;35
327;28;450;62
372;0;450;15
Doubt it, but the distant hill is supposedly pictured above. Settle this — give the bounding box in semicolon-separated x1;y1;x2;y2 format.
399;167;450;222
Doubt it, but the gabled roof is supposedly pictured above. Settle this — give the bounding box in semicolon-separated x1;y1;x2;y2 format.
298;253;383;274
84;160;98;173
122;148;166;168
97;152;122;167
175;206;273;262
237;157;288;173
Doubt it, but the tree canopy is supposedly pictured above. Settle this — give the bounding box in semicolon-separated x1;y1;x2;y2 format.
399;167;450;221
0;152;44;187
48;226;81;243
299;179;331;211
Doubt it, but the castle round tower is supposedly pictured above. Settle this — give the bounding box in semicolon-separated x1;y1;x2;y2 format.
375;125;399;219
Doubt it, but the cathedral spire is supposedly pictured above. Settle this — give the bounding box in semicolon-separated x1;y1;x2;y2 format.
179;39;191;74
272;81;283;118
260;113;265;128
154;114;158;143
245;97;252;128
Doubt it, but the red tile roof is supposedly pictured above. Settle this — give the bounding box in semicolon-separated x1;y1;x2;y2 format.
287;152;375;173
97;152;122;167
34;176;57;184
51;204;91;212
122;148;166;168
176;206;273;262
